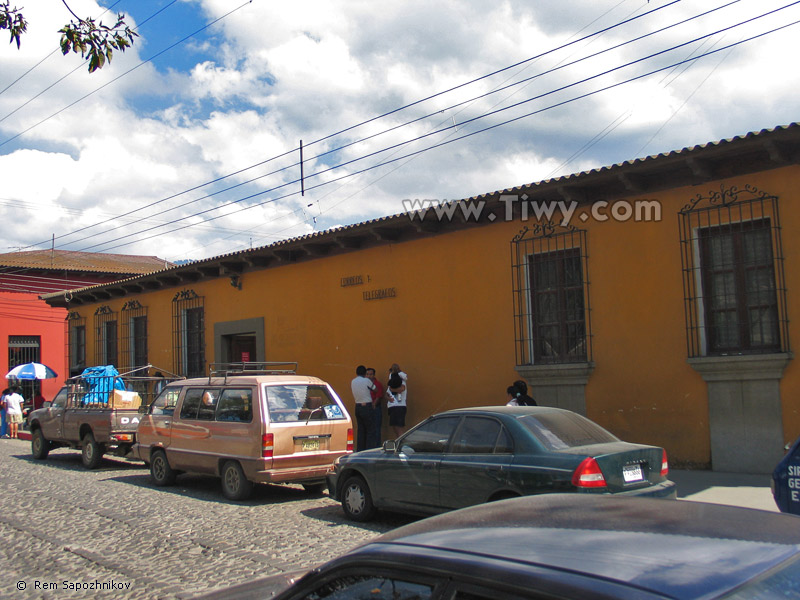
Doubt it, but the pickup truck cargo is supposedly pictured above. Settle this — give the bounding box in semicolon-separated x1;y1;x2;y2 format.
28;367;178;469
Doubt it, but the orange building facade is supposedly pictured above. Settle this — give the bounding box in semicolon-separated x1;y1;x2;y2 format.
44;124;800;473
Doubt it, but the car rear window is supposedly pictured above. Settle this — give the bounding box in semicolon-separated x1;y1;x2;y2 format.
265;384;345;423
519;411;618;450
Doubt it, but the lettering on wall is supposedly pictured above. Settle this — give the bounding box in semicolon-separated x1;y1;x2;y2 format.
340;275;364;287
363;288;397;301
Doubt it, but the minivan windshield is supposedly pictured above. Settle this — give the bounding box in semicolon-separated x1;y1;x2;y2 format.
519;411;618;450
265;384;345;423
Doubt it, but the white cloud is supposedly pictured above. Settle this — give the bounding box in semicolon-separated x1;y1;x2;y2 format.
0;0;799;262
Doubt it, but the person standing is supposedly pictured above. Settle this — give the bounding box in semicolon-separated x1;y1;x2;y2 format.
351;365;378;451
0;387;8;438
4;386;24;439
513;380;537;406
33;390;46;411
505;385;521;406
386;363;408;438
366;367;384;445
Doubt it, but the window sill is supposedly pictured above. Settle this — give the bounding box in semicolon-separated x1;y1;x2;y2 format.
688;353;792;382
515;362;595;386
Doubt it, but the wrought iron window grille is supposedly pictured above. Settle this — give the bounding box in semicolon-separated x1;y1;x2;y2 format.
94;305;118;367
66;312;86;377
678;184;789;357
172;289;205;378
511;221;592;366
121;301;148;371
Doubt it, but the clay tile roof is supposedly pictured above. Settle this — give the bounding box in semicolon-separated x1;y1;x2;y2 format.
0;250;171;274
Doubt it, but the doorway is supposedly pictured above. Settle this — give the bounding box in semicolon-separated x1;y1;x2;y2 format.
229;334;257;362
214;317;265;365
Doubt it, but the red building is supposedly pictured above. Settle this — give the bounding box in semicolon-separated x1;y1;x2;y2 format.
0;250;171;402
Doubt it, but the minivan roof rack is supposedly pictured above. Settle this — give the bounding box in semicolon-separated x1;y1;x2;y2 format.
208;362;298;382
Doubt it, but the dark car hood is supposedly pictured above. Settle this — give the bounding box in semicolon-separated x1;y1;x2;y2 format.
382;526;797;599
369;495;800;599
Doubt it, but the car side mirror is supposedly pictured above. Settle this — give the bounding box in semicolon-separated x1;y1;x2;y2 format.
138;405;148;414
43;401;51;408
382;440;397;453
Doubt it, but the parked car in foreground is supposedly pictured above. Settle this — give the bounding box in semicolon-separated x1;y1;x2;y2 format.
196;494;800;600
135;363;353;500
328;406;676;521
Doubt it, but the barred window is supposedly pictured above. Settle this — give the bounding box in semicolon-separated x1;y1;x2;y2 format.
66;312;86;376
173;290;205;377
121;301;148;371
9;335;41;399
94;306;117;367
679;185;789;357
511;223;591;365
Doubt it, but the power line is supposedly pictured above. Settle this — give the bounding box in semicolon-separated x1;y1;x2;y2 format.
55;0;773;255
0;1;179;123
74;4;800;253
83;14;800;250
0;0;254;150
31;0;709;252
22;0;684;251
0;0;124;98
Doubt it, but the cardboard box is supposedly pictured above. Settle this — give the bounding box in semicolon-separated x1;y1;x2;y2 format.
109;389;142;409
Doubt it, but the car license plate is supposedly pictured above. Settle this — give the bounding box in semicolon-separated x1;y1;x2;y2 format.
622;464;643;483
301;439;320;452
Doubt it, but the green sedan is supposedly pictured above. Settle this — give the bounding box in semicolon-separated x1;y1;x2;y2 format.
327;406;676;521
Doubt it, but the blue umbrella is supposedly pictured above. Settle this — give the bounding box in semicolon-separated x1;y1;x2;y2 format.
5;362;58;380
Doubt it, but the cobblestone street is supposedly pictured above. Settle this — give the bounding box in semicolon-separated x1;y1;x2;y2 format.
0;439;410;600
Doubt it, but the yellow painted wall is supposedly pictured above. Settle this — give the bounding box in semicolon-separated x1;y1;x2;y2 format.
70;164;800;466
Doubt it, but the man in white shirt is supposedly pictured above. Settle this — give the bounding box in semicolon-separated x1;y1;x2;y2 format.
351;365;377;451
4;386;24;439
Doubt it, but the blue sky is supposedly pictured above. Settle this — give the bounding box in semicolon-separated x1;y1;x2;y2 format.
1;0;800;262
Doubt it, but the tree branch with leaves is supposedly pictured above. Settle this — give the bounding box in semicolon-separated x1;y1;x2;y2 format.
0;1;25;48
1;0;138;72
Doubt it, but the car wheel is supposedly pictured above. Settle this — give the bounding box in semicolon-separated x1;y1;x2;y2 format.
31;428;50;460
81;432;103;469
150;450;176;486
221;461;253;501
341;475;376;522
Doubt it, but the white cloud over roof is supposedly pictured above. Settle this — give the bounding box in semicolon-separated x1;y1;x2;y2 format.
1;0;799;262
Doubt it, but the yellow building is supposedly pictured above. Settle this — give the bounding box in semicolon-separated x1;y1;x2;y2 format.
44;123;800;474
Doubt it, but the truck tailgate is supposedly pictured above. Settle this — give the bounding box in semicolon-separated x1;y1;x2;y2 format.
110;409;142;432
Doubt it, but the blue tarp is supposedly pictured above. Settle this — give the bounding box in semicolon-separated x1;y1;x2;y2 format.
79;365;125;404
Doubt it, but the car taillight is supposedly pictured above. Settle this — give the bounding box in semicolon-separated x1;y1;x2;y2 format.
571;457;607;488
661;449;669;477
110;434;133;442
346;428;353;452
262;433;274;458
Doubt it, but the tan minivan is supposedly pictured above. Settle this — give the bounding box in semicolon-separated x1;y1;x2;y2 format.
134;364;353;500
